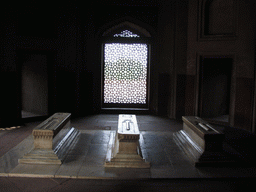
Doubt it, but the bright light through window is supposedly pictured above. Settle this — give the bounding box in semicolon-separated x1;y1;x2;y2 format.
104;43;148;104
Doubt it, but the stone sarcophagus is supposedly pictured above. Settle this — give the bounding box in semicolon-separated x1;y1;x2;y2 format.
19;113;79;165
173;116;233;166
105;114;150;168
33;113;71;149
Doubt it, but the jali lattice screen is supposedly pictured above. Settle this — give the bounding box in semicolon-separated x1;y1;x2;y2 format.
104;43;148;104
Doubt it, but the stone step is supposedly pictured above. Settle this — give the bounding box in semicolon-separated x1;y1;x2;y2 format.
105;161;150;168
18;158;61;165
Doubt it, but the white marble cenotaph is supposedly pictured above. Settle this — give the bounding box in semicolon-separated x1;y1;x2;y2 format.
105;114;150;168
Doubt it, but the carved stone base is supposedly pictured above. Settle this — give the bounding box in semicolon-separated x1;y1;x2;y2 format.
19;127;80;165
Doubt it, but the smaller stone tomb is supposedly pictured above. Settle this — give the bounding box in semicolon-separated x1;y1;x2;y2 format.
105;114;150;168
19;113;79;165
173;116;234;166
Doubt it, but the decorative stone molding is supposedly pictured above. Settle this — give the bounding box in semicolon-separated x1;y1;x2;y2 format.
118;134;140;141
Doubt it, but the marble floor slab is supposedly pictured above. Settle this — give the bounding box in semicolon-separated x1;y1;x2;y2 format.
1;129;256;180
9;164;60;178
0;135;34;174
1;114;256;192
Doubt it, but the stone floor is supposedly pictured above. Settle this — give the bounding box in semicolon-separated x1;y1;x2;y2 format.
0;114;255;191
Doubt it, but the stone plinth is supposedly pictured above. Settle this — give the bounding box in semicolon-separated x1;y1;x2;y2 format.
173;116;233;166
105;114;150;168
32;113;71;149
19;113;79;165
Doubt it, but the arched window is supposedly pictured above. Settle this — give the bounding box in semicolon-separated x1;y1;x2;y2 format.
101;22;151;109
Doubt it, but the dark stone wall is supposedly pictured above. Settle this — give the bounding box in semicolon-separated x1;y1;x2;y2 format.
185;75;196;116
156;0;188;118
0;72;20;126
186;0;256;132
0;2;85;126
234;78;254;130
176;74;187;119
0;0;255;133
199;58;232;118
0;1;160;127
21;54;48;115
158;73;170;116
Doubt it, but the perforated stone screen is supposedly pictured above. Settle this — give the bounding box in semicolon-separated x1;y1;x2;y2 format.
104;43;148;104
113;30;140;38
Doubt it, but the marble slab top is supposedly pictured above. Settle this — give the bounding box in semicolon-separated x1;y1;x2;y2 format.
118;114;140;135
34;113;71;132
182;116;223;136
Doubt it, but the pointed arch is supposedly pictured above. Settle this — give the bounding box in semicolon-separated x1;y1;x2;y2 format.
102;21;151;37
97;16;154;38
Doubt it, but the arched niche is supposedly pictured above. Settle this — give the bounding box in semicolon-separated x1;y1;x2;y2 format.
200;0;236;39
